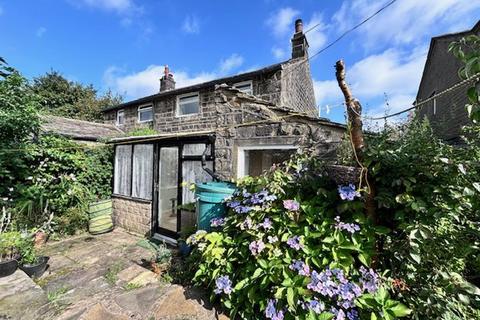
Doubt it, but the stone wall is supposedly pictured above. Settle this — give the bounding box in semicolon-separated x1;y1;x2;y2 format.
112;197;151;236
280;58;318;117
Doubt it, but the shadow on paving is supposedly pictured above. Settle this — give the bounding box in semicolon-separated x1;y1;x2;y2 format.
0;228;228;320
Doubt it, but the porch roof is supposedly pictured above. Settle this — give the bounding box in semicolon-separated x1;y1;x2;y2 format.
107;130;216;145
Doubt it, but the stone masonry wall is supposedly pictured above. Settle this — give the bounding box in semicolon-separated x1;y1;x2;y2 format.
280;58;318;117
112;197;151;236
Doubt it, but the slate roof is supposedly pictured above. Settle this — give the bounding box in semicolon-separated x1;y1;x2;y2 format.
102;60;287;112
41;115;124;141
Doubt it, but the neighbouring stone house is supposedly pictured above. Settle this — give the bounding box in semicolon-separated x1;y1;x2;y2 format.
416;20;480;144
102;19;346;241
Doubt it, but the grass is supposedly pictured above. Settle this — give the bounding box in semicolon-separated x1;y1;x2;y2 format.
104;262;124;285
123;282;143;291
47;286;69;303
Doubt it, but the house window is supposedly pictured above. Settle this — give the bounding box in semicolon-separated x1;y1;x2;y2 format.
114;145;132;196
177;93;199;116
138;105;153;123
132;144;154;200
116;110;125;126
113;144;153;200
233;81;253;95
237;145;298;178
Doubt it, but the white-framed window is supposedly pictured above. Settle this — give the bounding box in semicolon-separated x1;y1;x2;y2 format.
116;109;125;126
233;80;253;95
138;104;153;123
237;145;298;178
177;93;199;116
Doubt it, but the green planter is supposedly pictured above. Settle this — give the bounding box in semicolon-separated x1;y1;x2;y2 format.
88;199;113;235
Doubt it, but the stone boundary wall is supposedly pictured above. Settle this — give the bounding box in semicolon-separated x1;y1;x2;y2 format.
112;196;151;236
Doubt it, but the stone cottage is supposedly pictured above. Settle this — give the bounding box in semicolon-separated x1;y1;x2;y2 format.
416;20;480;144
102;19;346;242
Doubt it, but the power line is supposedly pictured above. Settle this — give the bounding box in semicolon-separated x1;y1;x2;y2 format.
351;73;480;121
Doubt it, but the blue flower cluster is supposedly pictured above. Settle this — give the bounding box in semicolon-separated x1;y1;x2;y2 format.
210;217;226;227
214;275;232;295
286;236;303;250
265;299;284;320
299;298;325;314
306;267;378;320
249;239;265;256
334;216;361;234
258;217;273;230
337;184;361;201
289;259;310;276
226;189;277;214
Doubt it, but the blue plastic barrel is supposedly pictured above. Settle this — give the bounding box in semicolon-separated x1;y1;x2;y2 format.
195;182;236;231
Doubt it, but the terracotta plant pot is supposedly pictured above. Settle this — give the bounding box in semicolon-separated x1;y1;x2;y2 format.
0;258;18;278
20;256;50;278
34;231;49;248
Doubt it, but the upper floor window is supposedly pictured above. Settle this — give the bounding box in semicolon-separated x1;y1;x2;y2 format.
138;104;153;123
177;93;200;116
116;109;125;126
233;80;253;95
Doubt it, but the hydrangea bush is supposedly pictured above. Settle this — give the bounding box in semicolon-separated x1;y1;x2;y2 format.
188;154;410;319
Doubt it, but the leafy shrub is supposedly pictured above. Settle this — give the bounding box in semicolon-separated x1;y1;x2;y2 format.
188;154;410;320
365;120;480;319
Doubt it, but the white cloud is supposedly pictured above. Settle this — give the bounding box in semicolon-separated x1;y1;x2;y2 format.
303;13;328;54
219;54;244;74
313;47;427;114
182;15;200;34
266;7;300;37
80;0;136;13
271;47;286;60
36;27;47;38
332;0;480;50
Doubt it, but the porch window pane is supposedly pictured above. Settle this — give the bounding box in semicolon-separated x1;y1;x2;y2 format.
132;144;153;199
182;143;211;156
114;145;132;196
244;149;296;177
182;161;213;204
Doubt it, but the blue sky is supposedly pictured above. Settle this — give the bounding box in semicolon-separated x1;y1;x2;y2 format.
1;0;479;124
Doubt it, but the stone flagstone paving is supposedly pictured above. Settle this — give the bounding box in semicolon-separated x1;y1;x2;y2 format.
0;229;228;320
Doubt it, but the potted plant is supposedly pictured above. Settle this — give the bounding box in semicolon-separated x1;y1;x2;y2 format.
18;236;49;278
0;231;21;277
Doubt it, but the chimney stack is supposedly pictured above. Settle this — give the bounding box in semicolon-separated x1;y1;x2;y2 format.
291;18;309;59
160;65;175;92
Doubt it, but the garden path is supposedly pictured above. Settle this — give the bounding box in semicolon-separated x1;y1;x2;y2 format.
0;229;228;320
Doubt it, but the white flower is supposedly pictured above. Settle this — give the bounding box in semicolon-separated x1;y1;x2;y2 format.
8;187;13;192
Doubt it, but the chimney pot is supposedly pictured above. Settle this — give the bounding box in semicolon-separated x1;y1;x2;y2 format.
295;19;303;33
291;18;309;59
160;65;175;92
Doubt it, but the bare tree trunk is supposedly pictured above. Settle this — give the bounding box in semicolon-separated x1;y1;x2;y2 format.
335;60;377;223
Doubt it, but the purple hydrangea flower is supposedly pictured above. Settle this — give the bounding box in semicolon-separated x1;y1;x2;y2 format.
214;275;232;295
283;199;300;211
240;217;254;230
334;216;360;234
286;236;303;250
359;266;380;293
331;307;347;320
265;299;284;320
227;200;241;208
259;217;273;230
249;239;265;256
289;260;310;276
300;299;325;314
267;235;278;243
347;309;359;320
210;217;226;227
234;205;253;214
338;184;361;201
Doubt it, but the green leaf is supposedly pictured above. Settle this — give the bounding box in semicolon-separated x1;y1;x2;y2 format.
257;259;268;269
409;252;421;264
370;313;378;320
388;302;412;317
317;312;334;320
287;287;296;308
